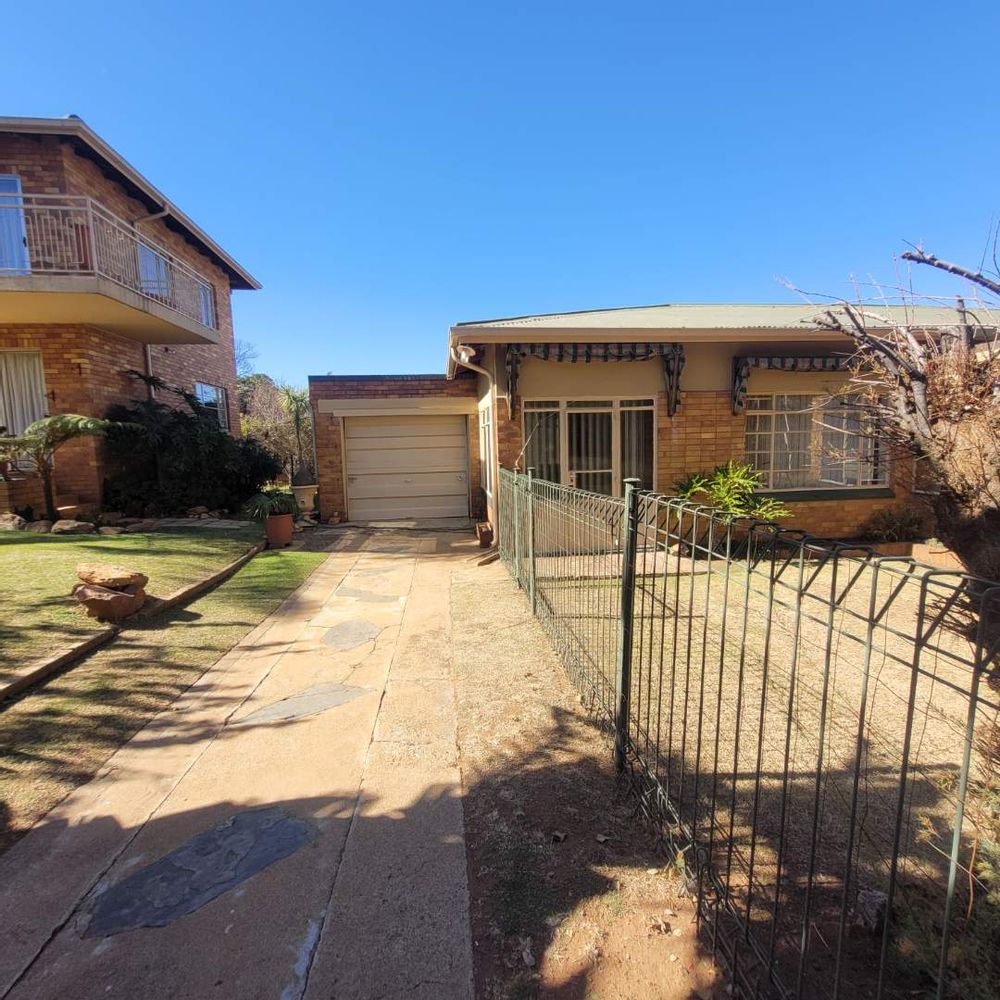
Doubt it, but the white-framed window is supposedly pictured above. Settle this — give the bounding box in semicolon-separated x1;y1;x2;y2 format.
522;398;655;496
137;243;171;301
197;281;216;328
0;351;47;434
744;393;887;490
194;381;229;430
478;405;494;498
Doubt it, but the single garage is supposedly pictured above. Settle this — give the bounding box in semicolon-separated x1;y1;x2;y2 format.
309;373;480;525
344;414;470;521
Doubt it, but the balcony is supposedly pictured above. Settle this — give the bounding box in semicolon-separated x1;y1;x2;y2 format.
0;194;221;344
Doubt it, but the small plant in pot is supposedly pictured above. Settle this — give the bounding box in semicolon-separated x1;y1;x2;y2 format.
244;487;299;548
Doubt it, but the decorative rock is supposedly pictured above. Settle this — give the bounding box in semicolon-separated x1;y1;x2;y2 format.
124;519;159;534
51;519;96;535
76;563;149;589
99;511;124;526
854;889;888;933
25;520;53;533
0;513;27;531
72;582;145;620
98;526;126;536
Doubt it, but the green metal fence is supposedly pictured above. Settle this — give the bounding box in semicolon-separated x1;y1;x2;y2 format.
498;467;1000;1000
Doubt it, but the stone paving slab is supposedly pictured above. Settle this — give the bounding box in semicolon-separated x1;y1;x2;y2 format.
0;530;475;1000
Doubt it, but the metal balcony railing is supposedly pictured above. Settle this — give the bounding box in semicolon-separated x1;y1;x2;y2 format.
0;193;217;330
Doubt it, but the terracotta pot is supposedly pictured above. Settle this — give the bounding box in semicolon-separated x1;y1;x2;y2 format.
264;512;294;548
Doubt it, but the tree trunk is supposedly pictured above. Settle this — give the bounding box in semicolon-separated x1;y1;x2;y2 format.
40;463;57;523
931;493;1000;583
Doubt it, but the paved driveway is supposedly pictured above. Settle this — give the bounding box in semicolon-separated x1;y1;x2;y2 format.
0;529;476;1000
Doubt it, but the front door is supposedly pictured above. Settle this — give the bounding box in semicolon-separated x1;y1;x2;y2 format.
567;405;614;494
0;175;29;274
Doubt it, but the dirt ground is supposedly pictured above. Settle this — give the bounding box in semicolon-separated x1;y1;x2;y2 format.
452;559;727;1000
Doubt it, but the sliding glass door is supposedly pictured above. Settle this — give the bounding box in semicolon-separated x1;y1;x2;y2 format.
0;175;29;274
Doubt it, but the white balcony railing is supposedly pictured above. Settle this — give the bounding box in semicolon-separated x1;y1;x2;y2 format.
0;193;217;330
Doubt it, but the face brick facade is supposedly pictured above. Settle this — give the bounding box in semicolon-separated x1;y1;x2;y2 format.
0;130;246;512
309;375;480;523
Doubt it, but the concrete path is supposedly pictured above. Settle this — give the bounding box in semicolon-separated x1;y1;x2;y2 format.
0;529;476;1000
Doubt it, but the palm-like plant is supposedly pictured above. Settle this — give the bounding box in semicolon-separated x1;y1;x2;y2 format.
0;415;112;520
279;386;312;484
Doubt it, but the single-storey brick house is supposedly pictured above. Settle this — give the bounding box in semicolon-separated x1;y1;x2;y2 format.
311;303;954;538
0;115;259;515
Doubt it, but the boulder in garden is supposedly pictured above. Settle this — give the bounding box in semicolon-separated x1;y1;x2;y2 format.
26;520;53;533
0;513;26;531
51;519;96;535
76;562;149;589
72;582;146;621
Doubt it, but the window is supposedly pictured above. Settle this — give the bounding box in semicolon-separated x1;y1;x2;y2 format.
194;382;229;430
478;405;494;497
0;175;29;274
137;243;171;301
522;398;655;496
0;351;47;434
744;393;886;490
197;281;216;328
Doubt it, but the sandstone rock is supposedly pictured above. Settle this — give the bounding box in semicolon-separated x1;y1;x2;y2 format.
124;519;158;534
26;520;53;533
72;582;145;621
0;513;26;531
98;526;126;536
76;563;149;589
51;519;96;535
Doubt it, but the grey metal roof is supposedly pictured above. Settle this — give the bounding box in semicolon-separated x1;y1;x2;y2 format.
454;302;962;331
0;115;260;290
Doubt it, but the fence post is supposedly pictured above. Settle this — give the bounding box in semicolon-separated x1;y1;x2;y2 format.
615;478;641;773
512;470;522;588
527;467;537;614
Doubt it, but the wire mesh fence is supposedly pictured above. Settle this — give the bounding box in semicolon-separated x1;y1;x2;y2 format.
497;467;1000;1000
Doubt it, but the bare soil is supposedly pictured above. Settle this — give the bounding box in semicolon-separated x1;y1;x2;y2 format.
452;561;726;1000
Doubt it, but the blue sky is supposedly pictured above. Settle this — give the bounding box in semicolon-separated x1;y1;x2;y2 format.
7;1;998;383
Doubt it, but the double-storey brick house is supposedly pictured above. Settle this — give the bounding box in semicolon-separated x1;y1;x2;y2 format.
311;303;956;538
0;115;259;516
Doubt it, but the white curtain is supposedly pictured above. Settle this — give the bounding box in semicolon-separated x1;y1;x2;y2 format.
0;352;47;434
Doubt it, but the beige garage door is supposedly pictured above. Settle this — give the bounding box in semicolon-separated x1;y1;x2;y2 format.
345;414;469;521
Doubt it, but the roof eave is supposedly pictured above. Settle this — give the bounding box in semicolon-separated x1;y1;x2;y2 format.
0;116;261;291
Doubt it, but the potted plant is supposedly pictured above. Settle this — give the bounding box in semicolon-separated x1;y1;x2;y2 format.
244;487;299;547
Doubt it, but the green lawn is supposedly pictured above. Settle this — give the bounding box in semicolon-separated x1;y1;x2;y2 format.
0;527;264;676
0;545;328;852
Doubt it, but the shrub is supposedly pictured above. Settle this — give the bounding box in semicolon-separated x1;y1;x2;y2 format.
243;486;299;520
102;390;282;517
674;461;790;521
857;506;928;543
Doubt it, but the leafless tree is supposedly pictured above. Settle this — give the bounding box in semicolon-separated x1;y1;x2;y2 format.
810;249;1000;581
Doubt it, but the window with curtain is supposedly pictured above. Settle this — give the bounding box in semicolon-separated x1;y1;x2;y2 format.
138;243;171;301
522;398;655;496
744;393;886;489
0;351;47;434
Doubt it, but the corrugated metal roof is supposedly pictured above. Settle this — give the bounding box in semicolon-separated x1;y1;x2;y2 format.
454;302;962;330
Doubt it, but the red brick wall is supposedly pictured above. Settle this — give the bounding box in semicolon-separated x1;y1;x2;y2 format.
309;375;479;522
0;325;147;509
0;134;242;434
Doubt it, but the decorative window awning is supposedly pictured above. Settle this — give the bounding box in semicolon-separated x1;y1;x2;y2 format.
505;342;685;417
731;355;852;414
